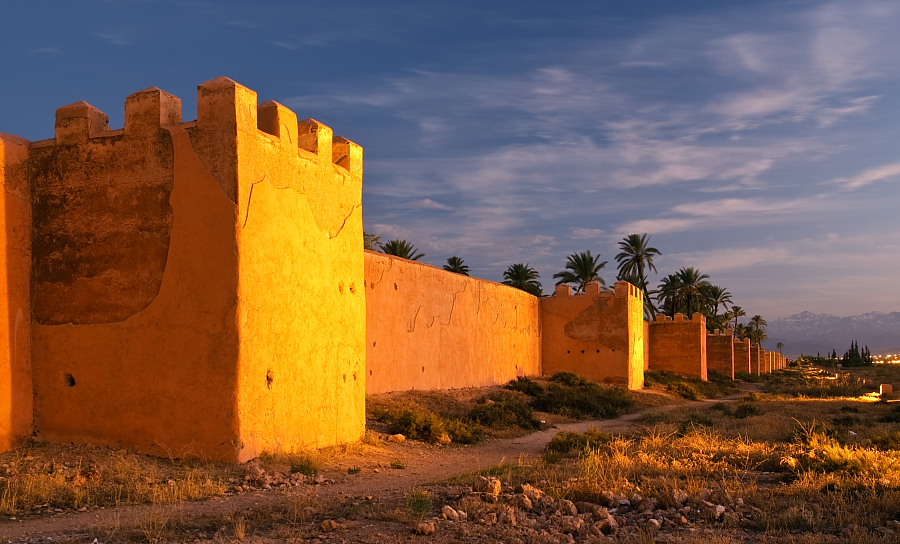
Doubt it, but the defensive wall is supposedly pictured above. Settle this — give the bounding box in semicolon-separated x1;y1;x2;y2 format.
733;337;751;374
365;251;541;394
0;77;786;460
707;330;735;379
647;313;707;380
540;281;645;390
750;344;762;375
1;78;366;461
0;134;32;453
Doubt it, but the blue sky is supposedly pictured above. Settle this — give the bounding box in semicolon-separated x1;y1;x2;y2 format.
2;0;899;319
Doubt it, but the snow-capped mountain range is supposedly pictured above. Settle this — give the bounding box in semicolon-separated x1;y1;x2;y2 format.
763;311;900;358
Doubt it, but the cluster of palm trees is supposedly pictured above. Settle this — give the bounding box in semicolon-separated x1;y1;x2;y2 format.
370;232;768;342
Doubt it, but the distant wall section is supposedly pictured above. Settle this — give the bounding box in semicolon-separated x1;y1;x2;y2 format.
648;313;707;380
734;338;751;374
541;281;644;390
707;330;735;379
365;252;540;394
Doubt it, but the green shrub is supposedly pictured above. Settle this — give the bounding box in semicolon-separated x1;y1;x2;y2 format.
372;405;483;444
404;489;432;520
533;379;633;419
831;415;859;427
467;398;541;430
736;371;764;383
880;405;900;423
549;372;585;387
678;412;715;434
644;370;733;400
710;403;733;416
505;376;545;397
289;455;319;477
733;403;761;419
872;431;900;450
546;428;613;454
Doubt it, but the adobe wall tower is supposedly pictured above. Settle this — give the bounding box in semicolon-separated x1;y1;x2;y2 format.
3;78;365;461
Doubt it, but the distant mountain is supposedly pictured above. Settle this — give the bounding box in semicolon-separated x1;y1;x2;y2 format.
764;311;900;358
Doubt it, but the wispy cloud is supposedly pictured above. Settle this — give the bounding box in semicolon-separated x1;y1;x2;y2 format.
615;195;838;235
833;162;900;190
32;47;62;55
411;198;453;211
93;31;132;46
269;41;299;51
571;228;605;240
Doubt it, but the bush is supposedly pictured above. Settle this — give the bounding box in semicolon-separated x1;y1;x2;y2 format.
872;431;900;450
467;398;541;430
831;415;859;427
733;403;761;419
678;412;715;434
505;376;545;397
644;370;734;400
880;405;900;423
371;405;483;444
546;428;612;454
533;376;634;419
736;371;764;383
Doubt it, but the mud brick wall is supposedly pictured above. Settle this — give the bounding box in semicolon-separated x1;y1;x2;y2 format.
648;313;707;380
541;281;645;390
365;252;540;394
707;330;735;379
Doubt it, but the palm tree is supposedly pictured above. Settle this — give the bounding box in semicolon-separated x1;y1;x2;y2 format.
702;284;732;317
728;305;747;332
615;233;661;285
748;315;768;345
675;267;710;316
553;251;607;292
443;256;470;275
379;239;425;260
734;323;751;340
502;263;542;296
776;342;784;354
615;233;661;318
655;272;683;317
364;231;381;251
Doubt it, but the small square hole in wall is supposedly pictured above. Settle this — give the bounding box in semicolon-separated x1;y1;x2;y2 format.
266;369;274;390
64;373;76;387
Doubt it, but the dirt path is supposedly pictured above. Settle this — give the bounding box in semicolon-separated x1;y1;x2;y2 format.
0;386;758;542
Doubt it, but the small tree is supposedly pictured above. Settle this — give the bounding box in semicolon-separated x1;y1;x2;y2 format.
502;263;542;296
443;256;470;275
553;251;607;293
380;239;425;260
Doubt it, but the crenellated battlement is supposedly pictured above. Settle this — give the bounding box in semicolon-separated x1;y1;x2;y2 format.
550;280;643;302
28;77;361;180
654;312;705;324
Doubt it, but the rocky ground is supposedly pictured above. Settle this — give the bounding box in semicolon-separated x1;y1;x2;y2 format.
3;383;899;543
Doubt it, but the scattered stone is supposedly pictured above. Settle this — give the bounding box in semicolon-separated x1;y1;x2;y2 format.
557;499;578;517
388;434;406;443
320;519;340;532
513;494;533;511
414;521;436;535
441;505;460;521
438;433;452;445
517;483;543;499
474;476;502;497
647;518;661;530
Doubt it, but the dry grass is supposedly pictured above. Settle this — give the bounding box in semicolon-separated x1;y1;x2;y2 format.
0;443;231;516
